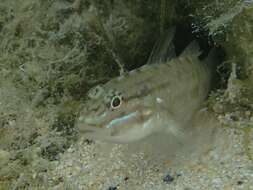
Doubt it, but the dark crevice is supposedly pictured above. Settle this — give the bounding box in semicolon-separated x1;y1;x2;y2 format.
172;18;228;90
173;21;194;56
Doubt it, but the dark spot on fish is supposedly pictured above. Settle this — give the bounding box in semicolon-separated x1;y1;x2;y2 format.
124;177;129;181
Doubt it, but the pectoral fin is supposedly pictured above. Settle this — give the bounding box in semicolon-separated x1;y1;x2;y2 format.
155;110;185;139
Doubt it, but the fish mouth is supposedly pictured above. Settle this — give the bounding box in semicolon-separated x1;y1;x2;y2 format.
77;113;137;140
77;111;140;131
77;108;154;141
77;125;113;140
77;116;110;135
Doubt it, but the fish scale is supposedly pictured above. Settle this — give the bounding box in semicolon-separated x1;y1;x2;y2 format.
106;55;209;106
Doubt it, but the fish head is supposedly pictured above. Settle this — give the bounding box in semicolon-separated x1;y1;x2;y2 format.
77;85;157;143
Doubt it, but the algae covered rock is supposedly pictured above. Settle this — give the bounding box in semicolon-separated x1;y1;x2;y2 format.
192;0;253;81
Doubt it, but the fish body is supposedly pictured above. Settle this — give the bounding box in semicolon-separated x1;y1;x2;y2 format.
77;42;216;143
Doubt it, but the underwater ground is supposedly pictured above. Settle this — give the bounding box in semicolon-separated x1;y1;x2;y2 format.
0;0;252;189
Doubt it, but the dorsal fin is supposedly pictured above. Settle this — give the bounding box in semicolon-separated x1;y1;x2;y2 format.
180;41;201;57
147;27;176;64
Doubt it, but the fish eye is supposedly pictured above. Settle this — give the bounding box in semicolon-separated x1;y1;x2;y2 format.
110;95;122;109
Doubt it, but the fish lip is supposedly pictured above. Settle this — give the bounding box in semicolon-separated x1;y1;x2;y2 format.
77;120;108;134
77;123;113;141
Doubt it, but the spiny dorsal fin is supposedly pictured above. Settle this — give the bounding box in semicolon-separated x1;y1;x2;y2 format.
180;41;201;57
147;27;176;64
